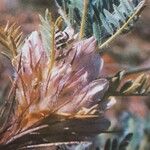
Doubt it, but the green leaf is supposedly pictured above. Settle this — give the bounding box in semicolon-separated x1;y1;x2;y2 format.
119;133;133;150
39;9;52;55
56;0;145;49
103;133;133;150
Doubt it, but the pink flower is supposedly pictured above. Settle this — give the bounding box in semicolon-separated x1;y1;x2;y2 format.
12;30;109;130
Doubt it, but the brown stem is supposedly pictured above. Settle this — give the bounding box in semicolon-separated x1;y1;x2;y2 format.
6;125;48;145
111;91;150;97
124;67;150;77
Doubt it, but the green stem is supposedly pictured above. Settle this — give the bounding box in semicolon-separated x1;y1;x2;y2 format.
79;0;89;39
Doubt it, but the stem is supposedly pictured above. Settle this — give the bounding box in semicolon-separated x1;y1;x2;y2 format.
79;0;89;39
50;26;55;69
48;13;56;73
21;141;90;149
6;125;48;144
124;67;150;77
108;67;150;80
112;91;150;97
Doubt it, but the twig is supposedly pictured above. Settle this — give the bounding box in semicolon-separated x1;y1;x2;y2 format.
111;91;150;97
124;67;150;77
6;125;48;144
108;67;150;79
79;0;89;39
48;12;55;73
19;141;90;149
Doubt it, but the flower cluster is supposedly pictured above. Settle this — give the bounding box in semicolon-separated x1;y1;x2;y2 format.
13;30;109;131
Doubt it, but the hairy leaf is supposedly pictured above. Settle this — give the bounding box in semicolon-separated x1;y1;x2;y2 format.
39;9;52;54
0;23;22;59
56;0;145;49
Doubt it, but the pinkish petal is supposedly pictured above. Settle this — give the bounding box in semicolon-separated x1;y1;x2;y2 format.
57;78;109;113
67;37;103;81
21;31;47;68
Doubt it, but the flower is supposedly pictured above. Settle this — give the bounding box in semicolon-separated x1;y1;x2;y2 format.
0;28;112;147
12;30;109;130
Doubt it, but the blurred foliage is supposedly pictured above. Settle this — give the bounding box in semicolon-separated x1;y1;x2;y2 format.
103;133;133;150
119;112;150;150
